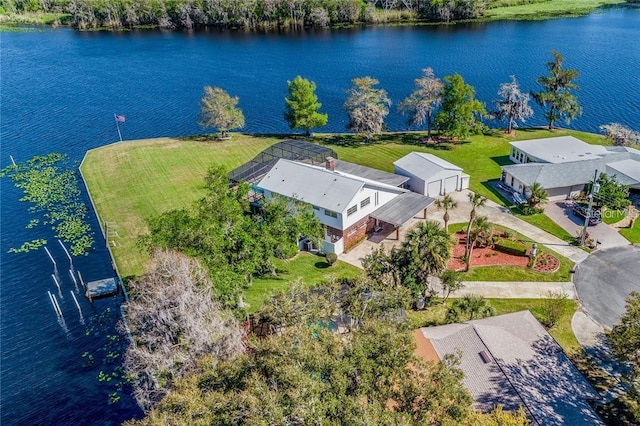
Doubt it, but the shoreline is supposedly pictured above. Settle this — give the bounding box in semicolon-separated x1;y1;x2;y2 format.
0;0;628;32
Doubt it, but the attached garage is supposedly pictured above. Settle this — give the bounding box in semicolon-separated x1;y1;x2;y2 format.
394;152;469;198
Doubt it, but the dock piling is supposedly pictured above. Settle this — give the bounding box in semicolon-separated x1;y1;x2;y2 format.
58;240;73;269
70;291;82;315
44;246;57;270
51;274;61;292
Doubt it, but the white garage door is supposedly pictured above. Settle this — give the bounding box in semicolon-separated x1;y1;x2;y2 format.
444;175;458;194
427;180;441;197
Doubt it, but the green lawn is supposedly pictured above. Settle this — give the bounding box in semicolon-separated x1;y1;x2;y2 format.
316;128;605;244
80;135;281;278
601;207;627;225
448;222;574;282
619;217;640;244
484;0;624;21
81;129;603;278
407;298;580;352
245;252;362;312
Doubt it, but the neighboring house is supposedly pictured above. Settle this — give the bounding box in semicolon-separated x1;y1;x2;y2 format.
416;311;603;425
503;136;640;200
394;152;470;198
257;157;434;255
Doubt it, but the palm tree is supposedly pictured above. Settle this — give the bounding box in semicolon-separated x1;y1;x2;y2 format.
527;182;548;208
435;194;458;232
465;216;492;272
446;294;495;323
465;192;488;258
402;220;452;297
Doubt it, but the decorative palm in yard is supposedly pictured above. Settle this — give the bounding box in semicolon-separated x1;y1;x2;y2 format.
402;220;452;298
465;216;493;272
465;192;488;261
527;182;548;208
435;194;458;232
446;294;495;323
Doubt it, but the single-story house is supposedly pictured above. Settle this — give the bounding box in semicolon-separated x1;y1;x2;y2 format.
416;311;603;425
257;157;434;255
502;137;640;200
394;152;470;198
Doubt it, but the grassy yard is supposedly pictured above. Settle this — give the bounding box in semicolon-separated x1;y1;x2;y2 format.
619;217;640;244
82;129;602;278
448;222;574;282
245;252;362;312
484;0;625;21
407;297;580;352
80;135;281;277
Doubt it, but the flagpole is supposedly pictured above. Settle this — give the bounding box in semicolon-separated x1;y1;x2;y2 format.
114;113;123;142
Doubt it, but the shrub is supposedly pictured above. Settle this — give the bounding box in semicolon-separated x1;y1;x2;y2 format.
520;205;544;216
494;239;528;257
502;230;513;239
325;252;337;266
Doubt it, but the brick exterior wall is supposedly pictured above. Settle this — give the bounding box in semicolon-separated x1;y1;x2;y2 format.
343;215;374;252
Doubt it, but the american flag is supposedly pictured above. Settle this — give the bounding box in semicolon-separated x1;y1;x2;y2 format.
115;114;125;123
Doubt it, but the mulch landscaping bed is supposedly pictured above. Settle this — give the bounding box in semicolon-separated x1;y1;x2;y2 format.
448;232;529;271
532;253;560;273
448;231;561;274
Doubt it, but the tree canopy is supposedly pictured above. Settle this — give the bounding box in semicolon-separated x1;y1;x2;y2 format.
600;123;640;147
608;291;640;421
531;50;581;130
435;73;487;140
591;172;631;211
284;76;328;135
199;86;245;138
126;282;474;425
399;67;443;138
344;76;391;141
140;166;324;307
124;250;245;411
493;76;533;134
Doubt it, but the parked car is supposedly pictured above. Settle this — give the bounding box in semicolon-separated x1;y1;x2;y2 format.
573;204;602;226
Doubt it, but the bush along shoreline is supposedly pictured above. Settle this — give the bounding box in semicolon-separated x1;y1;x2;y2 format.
0;0;627;31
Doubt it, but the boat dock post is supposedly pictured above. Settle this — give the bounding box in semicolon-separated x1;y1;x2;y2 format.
44;247;56;271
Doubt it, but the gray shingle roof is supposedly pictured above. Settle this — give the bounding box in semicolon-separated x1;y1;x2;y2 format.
420;311;603;425
502;159;605;189
257;159;365;212
333;159;409;187
606;159;640;186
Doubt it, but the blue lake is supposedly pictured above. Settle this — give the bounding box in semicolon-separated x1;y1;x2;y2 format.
1;6;639;424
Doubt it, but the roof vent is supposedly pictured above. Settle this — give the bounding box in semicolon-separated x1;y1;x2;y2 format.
479;351;491;364
586;152;592;154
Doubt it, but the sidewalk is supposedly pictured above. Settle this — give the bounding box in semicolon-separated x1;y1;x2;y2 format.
454;281;576;299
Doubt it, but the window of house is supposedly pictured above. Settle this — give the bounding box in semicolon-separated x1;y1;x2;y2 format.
347;205;358;216
360;197;370;208
312;205;320;210
324;209;337;218
510;176;514;186
347;227;358;236
375;191;379;206
359;221;368;229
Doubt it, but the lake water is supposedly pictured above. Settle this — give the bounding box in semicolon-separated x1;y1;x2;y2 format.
1;6;639;424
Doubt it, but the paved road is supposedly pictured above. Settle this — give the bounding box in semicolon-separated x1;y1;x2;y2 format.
574;246;640;328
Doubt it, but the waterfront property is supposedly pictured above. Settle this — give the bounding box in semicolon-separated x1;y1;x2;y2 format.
256;156;434;254
416;310;603;425
502;136;640;200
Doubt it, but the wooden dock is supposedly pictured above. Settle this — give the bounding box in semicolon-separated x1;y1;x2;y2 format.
85;277;118;301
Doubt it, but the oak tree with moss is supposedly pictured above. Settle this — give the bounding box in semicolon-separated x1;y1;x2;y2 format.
199;86;245;138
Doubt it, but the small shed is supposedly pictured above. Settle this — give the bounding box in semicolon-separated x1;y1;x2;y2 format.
394;152;469;198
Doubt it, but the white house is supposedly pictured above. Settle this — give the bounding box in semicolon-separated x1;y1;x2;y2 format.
394;152;470;198
503;137;640;200
257;158;434;255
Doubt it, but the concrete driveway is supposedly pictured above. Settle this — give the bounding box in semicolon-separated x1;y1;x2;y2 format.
574;246;640;328
545;201;629;250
